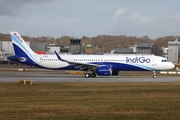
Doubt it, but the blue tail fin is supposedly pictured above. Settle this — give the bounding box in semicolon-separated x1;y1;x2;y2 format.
8;32;38;65
10;32;35;57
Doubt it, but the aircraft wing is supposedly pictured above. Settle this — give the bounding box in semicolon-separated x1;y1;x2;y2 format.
54;51;99;71
68;62;98;71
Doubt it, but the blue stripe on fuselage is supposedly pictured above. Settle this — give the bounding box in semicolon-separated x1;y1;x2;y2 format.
49;62;158;71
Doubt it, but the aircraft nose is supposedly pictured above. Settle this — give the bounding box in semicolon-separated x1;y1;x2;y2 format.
170;62;175;69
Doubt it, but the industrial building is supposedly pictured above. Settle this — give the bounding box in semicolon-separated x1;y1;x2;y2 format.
136;43;154;54
162;47;168;59
45;38;85;54
168;38;180;62
113;48;134;54
112;43;154;55
29;42;46;52
45;44;70;53
0;41;14;55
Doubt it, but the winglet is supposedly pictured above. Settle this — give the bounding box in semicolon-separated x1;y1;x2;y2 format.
54;51;66;62
54;51;61;60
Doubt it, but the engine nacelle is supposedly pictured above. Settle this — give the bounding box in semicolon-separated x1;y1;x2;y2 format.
96;66;112;76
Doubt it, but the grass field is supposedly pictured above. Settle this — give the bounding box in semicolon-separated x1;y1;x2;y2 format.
0;82;180;120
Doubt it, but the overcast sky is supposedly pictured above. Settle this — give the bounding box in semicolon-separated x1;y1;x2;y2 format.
0;0;180;39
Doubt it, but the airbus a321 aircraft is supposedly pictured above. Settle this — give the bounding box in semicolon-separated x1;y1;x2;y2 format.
8;32;174;78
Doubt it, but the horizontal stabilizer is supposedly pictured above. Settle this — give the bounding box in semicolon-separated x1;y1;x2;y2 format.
7;56;26;62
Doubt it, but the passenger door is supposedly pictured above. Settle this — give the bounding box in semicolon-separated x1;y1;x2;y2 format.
152;57;157;66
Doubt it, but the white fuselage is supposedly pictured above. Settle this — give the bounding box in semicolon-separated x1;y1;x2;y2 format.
33;54;174;71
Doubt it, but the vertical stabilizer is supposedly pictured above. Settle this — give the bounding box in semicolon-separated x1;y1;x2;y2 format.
10;32;35;57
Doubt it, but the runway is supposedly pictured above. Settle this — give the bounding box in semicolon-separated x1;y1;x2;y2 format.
0;71;180;82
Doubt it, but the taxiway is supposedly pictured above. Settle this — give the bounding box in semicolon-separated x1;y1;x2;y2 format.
0;71;179;82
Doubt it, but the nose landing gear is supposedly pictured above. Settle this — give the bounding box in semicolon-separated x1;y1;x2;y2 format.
153;71;157;79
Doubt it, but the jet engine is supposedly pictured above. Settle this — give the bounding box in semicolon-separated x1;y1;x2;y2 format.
96;65;112;76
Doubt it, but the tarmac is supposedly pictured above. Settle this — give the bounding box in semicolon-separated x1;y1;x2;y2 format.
0;69;180;82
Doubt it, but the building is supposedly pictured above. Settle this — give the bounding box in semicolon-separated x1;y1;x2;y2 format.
0;51;5;61
136;43;154;54
0;41;14;55
29;42;46;52
112;43;154;55
168;38;180;62
69;39;82;54
45;44;70;53
113;48;134;54
162;47;168;60
45;38;85;54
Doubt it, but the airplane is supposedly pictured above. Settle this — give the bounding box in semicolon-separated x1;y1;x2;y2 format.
8;32;174;78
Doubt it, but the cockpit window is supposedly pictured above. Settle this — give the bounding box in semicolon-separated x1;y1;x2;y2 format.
162;59;168;62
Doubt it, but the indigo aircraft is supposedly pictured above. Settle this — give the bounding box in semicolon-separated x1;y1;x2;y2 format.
8;32;174;78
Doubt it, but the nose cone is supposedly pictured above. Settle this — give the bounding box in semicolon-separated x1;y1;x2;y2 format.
169;62;175;70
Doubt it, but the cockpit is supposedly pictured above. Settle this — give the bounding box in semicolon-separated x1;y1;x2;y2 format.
161;59;168;62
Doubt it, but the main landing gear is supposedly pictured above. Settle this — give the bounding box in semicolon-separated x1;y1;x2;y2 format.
153;71;157;79
84;73;96;78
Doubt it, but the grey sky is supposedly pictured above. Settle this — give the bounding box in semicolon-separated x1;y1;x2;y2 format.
0;0;180;39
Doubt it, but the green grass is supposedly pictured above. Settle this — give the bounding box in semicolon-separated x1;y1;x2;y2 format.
0;82;180;120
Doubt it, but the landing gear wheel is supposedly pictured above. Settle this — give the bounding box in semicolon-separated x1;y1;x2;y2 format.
153;71;157;79
153;75;157;79
90;73;96;78
85;73;90;78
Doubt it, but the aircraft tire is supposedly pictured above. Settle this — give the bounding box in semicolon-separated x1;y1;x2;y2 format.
90;73;96;78
153;75;157;79
85;73;90;78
